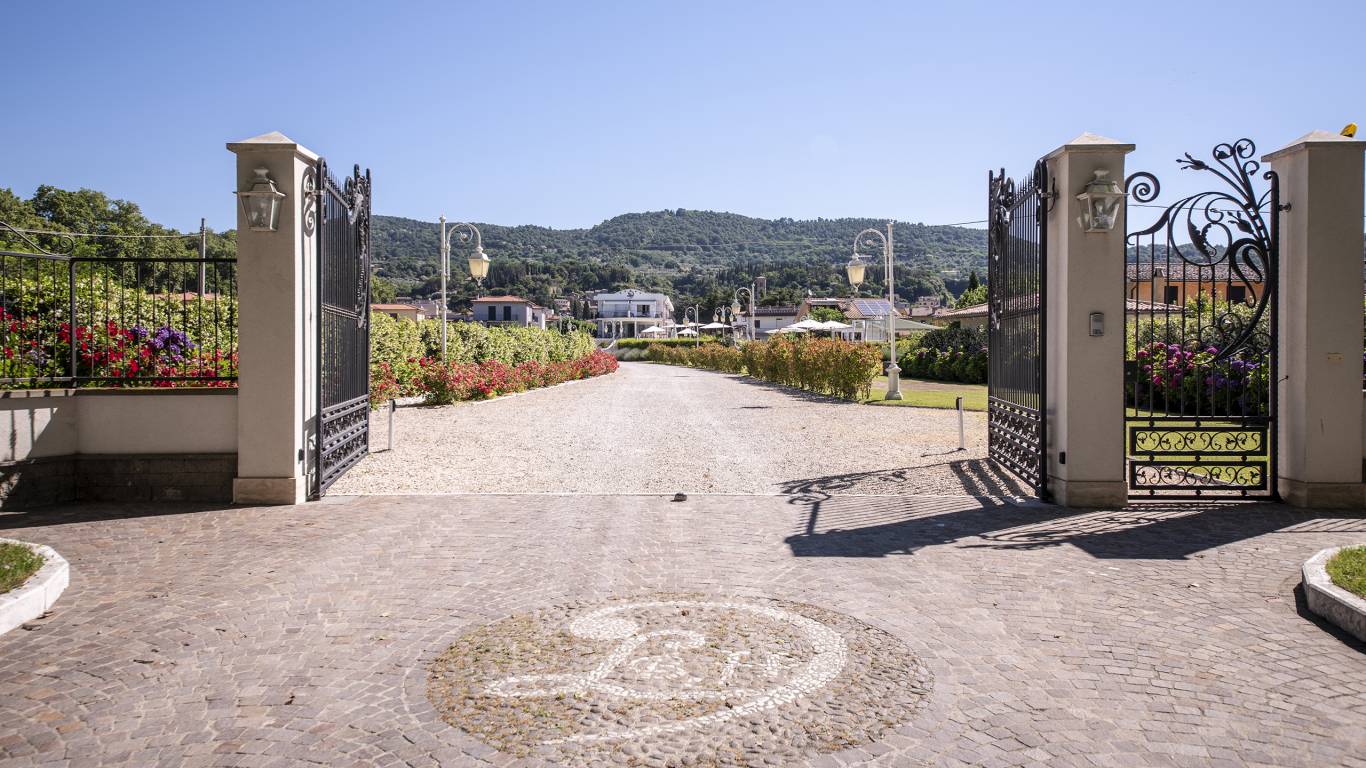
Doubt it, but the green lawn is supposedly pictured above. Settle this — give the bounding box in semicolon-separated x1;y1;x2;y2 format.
0;542;43;594
1326;546;1366;599
865;378;987;411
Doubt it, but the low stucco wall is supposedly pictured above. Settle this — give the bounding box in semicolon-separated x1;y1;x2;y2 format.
0;389;236;460
0;389;238;508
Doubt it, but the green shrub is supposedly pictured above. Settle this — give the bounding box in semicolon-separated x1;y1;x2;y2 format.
616;336;721;350
369;315;595;405
650;338;880;400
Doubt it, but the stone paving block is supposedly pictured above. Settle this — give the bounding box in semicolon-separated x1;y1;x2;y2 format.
0;475;1362;766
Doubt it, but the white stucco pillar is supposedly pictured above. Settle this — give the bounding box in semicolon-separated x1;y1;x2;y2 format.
1043;133;1134;508
1264;131;1366;508
227;132;319;505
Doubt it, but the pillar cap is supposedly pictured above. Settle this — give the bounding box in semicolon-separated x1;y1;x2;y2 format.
1262;130;1364;161
226;131;319;162
1045;132;1135;159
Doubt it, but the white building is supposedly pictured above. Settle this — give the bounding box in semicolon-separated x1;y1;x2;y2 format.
471;296;548;329
594;289;675;338
746;305;801;336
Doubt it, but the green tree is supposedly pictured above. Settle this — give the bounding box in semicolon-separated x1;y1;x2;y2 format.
967;270;980;291
955;284;987;308
371;274;398;303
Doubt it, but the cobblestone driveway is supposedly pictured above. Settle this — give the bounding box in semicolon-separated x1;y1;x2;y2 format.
331;363;1004;496
1;489;1363;767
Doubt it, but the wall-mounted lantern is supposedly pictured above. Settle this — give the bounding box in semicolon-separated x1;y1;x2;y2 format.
1075;169;1125;232
236;167;286;232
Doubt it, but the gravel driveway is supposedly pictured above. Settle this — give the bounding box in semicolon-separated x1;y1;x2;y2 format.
332;362;1024;497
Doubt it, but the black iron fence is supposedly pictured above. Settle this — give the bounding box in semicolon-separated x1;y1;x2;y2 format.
0;224;237;387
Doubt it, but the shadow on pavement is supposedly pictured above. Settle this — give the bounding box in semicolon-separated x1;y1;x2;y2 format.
781;460;1366;560
0;502;233;531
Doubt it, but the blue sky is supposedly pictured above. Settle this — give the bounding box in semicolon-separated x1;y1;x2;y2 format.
3;0;1360;233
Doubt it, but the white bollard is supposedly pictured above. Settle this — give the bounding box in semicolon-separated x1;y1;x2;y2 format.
388;399;396;451
956;396;965;451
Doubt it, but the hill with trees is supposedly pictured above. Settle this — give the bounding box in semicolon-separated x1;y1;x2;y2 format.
372;210;988;318
0;185;990;320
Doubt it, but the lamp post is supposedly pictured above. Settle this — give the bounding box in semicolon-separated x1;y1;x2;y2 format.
847;221;901;400
437;216;490;360
732;284;756;342
684;305;701;347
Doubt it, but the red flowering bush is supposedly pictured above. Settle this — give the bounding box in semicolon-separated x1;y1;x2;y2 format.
1;308;236;387
651;338;881;400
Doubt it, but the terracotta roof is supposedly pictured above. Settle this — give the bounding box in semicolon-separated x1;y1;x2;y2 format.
1125;261;1265;282
472;295;532;304
751;305;799;316
371;303;423;311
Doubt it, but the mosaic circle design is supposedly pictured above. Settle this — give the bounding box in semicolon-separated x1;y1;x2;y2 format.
427;594;932;766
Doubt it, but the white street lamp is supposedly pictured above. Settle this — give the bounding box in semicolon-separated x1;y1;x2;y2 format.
684;305;701;347
438;216;488;360
732;284;756;342
848;222;901;400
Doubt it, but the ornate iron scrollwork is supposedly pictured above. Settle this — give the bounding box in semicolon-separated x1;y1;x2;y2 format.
1126;139;1277;365
0;222;77;259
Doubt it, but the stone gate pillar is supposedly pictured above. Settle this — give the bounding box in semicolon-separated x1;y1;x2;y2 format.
1043;133;1133;508
1264;131;1366;508
228;132;319;505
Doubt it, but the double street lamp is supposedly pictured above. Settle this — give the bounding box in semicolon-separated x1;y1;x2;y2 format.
846;221;902;400
437;216;491;360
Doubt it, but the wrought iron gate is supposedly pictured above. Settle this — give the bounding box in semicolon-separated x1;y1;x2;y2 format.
987;160;1049;497
1124;139;1278;499
314;160;372;498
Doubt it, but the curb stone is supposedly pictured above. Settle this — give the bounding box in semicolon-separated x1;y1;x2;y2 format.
0;538;68;636
1301;544;1366;643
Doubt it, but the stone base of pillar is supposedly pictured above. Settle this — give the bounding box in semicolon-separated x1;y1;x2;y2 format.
1049;478;1126;509
1278;478;1366;510
232;476;307;506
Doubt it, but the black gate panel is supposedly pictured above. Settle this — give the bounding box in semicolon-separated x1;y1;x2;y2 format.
1124;139;1278;499
315;160;371;498
987;160;1048;497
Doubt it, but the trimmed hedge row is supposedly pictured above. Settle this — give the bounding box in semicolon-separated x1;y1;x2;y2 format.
616;336;721;349
899;346;987;384
647;338;882;401
369;312;600;405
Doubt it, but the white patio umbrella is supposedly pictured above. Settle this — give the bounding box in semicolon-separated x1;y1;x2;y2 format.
789;318;826;331
699;322;729;331
817;320;852;331
677;328;699;336
641;325;665;335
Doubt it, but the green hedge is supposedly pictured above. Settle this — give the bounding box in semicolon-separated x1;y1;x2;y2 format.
899;346;987;384
369;313;596;401
616;336;721;349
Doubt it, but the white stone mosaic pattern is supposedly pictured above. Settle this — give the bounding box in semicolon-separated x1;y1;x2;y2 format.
427;594;932;766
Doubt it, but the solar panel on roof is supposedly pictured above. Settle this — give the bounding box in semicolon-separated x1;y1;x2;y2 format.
853;299;892;316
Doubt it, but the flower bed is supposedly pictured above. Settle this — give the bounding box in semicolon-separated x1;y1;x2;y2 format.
1;309;237;387
647;338;881;401
1128;341;1269;415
